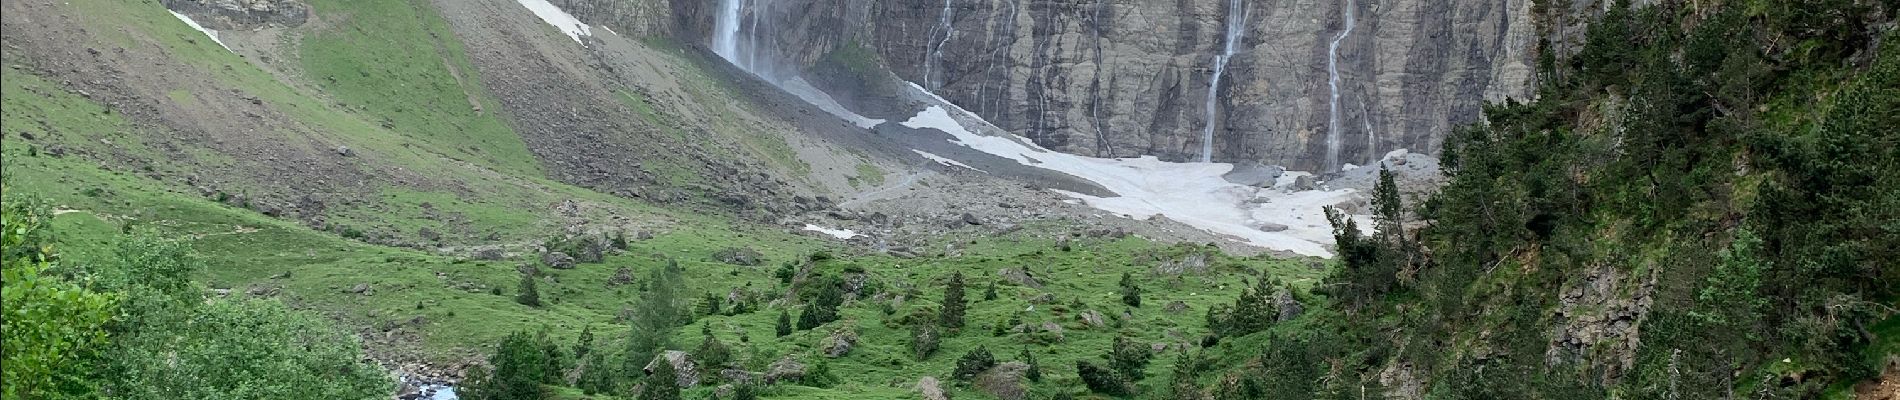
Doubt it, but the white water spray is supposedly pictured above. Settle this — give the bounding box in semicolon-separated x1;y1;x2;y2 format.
1200;0;1248;163
926;0;956;90
714;0;748;69
1325;0;1358;171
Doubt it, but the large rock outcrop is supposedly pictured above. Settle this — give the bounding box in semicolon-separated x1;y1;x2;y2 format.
555;0;1580;171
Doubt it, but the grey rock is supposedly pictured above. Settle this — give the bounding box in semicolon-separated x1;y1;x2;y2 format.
1078;310;1107;328
347;283;371;295
764;357;806;384
974;362;1030;400
1292;175;1320;191
541;252;576;269
996;268;1042;288
1221;161;1285;187
1163;301;1190;313
643;350;699;387
713;247;764;266
1276;290;1305;322
915;376;948;400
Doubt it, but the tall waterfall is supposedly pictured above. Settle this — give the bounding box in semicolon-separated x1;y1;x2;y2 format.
1325;0;1358;171
925;0;956;91
714;0;743;65
1200;0;1248;163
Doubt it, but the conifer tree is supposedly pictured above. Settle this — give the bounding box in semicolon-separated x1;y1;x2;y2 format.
1119;272;1142;307
516;273;541;307
775;310;793;337
638;358;681;400
939;271;967;330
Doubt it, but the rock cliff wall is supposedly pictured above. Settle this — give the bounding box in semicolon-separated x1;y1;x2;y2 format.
569;0;1561;171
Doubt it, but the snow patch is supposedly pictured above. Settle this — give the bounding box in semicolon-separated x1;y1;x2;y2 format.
516;0;591;44
802;224;861;240
781;77;885;129
913;150;985;172
167;10;229;51
901;82;1372;257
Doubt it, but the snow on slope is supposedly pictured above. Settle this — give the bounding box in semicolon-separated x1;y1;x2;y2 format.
913;150;985;172
901;82;1366;257
517;0;591;43
781;77;885;129
167;11;229;51
803;224;861;240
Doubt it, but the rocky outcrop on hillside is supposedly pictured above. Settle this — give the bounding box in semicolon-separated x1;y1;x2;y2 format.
161;0;308;30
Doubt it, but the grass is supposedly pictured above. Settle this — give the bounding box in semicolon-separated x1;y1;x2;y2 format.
298;0;541;176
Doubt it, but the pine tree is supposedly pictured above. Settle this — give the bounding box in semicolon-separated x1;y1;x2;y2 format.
1108;335;1153;380
1021;347;1042;382
983;280;998;301
701;292;722;316
573;325;595;360
952;346;997;381
797;275;844;330
624;259;686;377
939;271;967;330
775;310;793;337
694;331;732;371
911;322;940;359
638;357;681;400
516;273;541;307
1119;272;1142;307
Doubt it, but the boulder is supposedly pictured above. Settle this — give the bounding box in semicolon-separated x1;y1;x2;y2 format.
961;213;983;226
347;283;372;295
1251;222;1290;232
541;252;576;269
643;350;699;387
608;267;635;285
974;362;1030;400
821;324;858;358
1291;175;1320;191
1163;301;1190;313
713;247;764;266
1078;310;1107;328
997;268;1042;288
1275;290;1305;322
915;376;949;400
719;369;759;385
1221;161;1285;187
764;357;805;384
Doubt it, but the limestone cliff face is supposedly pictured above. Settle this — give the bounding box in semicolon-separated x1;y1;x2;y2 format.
587;0;1544;171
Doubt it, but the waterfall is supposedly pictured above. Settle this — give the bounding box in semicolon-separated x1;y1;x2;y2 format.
1200;0;1248;163
926;0;956;90
1325;0;1358;171
714;0;742;65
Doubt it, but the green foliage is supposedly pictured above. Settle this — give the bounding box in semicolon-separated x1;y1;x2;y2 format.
800;358;840;388
775;310;793;337
625;259;689;381
984;280;999;301
576;351;617;396
694;331;732;371
952;346;997;381
636;357;681;400
464;331;550;400
516;273;541;307
1076;360;1131;397
1107;336;1153;381
911;322;941;360
1;191;115;399
939;271;968;330
1118;272;1141;307
1021;347;1043;382
797;274;845;330
105;298;391;399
